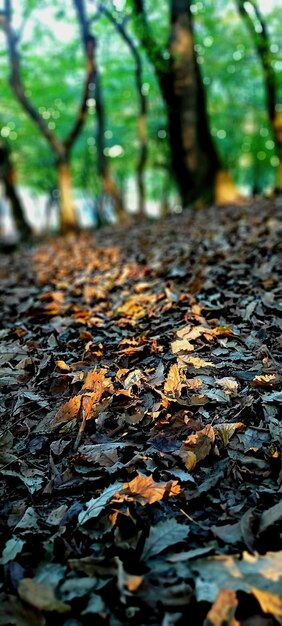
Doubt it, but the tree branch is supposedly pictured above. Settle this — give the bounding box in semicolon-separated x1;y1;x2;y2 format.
237;0;276;122
131;0;168;78
2;0;65;158
66;0;96;154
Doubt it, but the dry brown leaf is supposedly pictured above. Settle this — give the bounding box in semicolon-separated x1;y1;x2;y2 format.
81;393;99;420
204;588;239;626
182;425;215;467
82;367;111;392
18;578;70;613
251;374;277;388
117;299;147;320
184;356;215;369
113;474;180;506
52;395;82;427
56;360;71;371
217;377;239;395
251;587;282;619
185;377;203;390
190;394;210;405
185;451;197;471
164;363;183;397
171;338;194;354
214;422;244;446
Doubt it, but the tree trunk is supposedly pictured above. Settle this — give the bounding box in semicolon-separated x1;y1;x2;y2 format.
57;160;77;232
95;71;128;223
99;5;148;218
272;113;282;192
136;113;147;217
164;0;220;205
0;141;32;239
132;0;240;206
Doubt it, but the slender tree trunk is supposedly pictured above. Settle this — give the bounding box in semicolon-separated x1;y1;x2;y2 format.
272;114;282;191
136;113;147;217
237;0;282;192
95;71;128;223
0;141;32;239
57;159;77;232
99;4;148;217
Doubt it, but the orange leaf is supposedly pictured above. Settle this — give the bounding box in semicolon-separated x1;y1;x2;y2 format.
52;395;82;427
113;474;180;506
182;425;215;468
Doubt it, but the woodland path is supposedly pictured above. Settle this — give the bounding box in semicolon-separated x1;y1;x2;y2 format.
0;200;281;626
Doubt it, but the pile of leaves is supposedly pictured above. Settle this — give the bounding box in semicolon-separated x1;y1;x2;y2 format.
0;199;281;626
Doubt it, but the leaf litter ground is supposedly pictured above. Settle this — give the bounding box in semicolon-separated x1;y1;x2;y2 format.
0;200;281;626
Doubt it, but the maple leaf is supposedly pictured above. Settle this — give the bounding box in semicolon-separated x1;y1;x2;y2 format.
113;473;181;506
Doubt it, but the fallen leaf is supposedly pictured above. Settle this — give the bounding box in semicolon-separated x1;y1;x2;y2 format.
51;395;82;427
113;473;181;506
82;367;110;392
78;482;123;524
18;578;70;613
214;423;244;446
182;425;215;468
184;451;197;471
0;593;45;626
191;551;282;611
204;588;239;626
259;501;282;534
183;356;215;369
142;518;189;560
55;360;71;371
216;377;239;395
251;587;282;619
0;537;25;565
251;374;278;388
164;363;183;397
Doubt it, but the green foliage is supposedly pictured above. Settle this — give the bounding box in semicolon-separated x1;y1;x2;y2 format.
0;0;281;206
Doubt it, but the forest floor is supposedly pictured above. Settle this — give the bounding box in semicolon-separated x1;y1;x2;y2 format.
0;199;281;626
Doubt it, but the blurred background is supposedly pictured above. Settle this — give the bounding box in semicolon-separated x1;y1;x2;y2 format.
0;0;281;240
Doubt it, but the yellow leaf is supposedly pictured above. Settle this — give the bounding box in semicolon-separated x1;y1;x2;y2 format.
251;374;277;388
171;338;194;354
56;360;71;371
184;356;215;369
164;363;182;397
252;587;282;618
